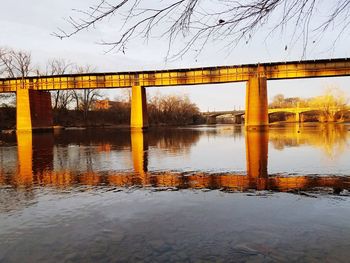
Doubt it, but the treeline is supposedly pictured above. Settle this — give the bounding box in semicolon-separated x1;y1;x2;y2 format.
0;47;101;115
0;47;203;128
54;94;204;127
148;94;203;125
269;88;350;122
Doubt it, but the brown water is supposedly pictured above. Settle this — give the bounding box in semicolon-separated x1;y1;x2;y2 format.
1;124;350;262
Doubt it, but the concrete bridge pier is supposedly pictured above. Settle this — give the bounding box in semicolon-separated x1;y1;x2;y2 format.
16;88;53;131
234;115;243;124
131;86;148;130
245;76;268;129
207;116;217;124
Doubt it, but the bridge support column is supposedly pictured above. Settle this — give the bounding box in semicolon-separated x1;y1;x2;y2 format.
234;115;242;124
207;116;217;125
16;89;53;131
295;113;300;123
245;77;268;129
131;86;148;129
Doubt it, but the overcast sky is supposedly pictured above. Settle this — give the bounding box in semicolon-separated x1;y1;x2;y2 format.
1;0;350;111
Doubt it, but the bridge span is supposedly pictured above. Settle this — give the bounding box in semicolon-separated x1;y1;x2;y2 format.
1;58;350;130
203;106;348;124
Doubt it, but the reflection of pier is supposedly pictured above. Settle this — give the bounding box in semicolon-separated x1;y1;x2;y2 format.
131;130;148;182
16;132;54;186
8;129;350;193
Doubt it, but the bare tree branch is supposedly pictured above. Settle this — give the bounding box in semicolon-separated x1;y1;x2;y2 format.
46;58;75;110
0;47;33;107
0;47;32;78
46;1;350;58
71;64;103;121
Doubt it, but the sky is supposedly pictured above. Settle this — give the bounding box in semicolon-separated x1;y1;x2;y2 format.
0;0;350;111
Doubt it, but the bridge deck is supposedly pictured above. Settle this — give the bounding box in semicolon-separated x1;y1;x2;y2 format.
1;58;350;92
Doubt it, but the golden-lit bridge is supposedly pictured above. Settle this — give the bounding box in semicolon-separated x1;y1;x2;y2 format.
1;58;350;130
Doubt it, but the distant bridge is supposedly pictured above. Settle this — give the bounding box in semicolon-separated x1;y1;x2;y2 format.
202;110;245;118
203;106;349;123
1;58;350;130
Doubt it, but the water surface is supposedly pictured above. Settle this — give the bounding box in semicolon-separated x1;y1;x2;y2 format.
1;124;350;262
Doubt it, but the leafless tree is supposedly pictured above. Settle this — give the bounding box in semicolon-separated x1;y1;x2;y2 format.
0;93;15;107
54;0;350;59
0;48;6;77
310;86;349;122
148;93;201;124
0;47;33;107
0;47;32;78
46;58;75;110
71;65;103;121
46;58;73;75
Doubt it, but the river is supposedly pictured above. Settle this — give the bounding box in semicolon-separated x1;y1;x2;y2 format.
1;124;350;262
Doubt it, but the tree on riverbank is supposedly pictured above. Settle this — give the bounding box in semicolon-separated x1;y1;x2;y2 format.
269;94;308;109
0;47;33;107
269;87;349;122
309;87;349;122
148;93;203;125
46;59;75;111
71;65;103;122
0;47;32;78
51;93;202;126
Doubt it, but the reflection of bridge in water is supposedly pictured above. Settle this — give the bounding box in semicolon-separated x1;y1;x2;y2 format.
5;128;349;193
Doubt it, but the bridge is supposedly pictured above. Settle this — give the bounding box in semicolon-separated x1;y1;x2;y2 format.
1;58;350;130
203;106;348;124
202;110;244;124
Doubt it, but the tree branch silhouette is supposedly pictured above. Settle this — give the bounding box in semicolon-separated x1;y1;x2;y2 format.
53;0;350;59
